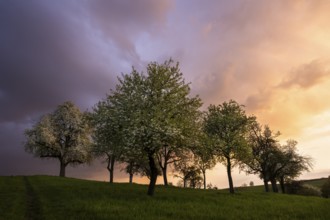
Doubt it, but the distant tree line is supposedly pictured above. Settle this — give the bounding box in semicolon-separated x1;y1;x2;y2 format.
24;59;312;196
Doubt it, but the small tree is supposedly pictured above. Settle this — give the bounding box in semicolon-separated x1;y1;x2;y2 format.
122;160;141;184
207;183;213;189
174;150;197;188
192;134;217;189
265;141;312;193
188;168;203;189
156;144;184;186
24;101;92;177
242;123;280;192
121;153;150;183
175;165;203;188
243;122;312;193
277;140;313;193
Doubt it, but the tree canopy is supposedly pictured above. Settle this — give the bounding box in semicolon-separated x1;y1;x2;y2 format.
24;101;92;177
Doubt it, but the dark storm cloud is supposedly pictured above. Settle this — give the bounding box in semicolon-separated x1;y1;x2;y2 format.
0;0;173;123
0;1;111;123
0;1;107;175
0;0;172;177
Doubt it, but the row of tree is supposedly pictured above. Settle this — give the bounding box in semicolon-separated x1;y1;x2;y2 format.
25;60;312;196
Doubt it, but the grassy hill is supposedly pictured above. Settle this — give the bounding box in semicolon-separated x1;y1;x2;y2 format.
302;177;328;188
1;176;329;220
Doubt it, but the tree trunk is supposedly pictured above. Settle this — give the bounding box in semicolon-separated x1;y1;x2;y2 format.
127;161;134;184
270;178;278;193
280;176;285;193
203;170;206;190
107;155;115;183
162;166;168;186
226;156;234;194
263;179;269;192
147;153;158;196
183;178;187;188
108;171;112;183
157;145;169;186
110;156;115;183
59;161;66;177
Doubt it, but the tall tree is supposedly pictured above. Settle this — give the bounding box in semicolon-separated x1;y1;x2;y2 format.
107;60;202;196
24;101;92;177
204;100;252;193
156;110;203;186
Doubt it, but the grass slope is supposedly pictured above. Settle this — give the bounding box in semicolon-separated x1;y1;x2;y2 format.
302;178;328;188
1;176;329;220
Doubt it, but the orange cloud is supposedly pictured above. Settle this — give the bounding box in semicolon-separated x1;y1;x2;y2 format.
279;59;330;89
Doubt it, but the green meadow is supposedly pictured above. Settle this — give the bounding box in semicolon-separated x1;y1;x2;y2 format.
302;178;328;189
1;176;329;220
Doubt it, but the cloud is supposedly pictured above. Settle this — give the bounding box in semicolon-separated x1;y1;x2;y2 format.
244;59;330;138
0;0;174;177
163;1;330;143
0;1;112;123
279;59;330;89
87;0;173;66
0;0;173;123
2;0;330;180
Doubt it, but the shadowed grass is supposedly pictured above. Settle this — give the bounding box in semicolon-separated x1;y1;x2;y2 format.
1;176;330;219
23;176;43;220
0;176;26;220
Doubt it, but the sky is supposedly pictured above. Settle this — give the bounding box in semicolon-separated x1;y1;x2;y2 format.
1;0;330;188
